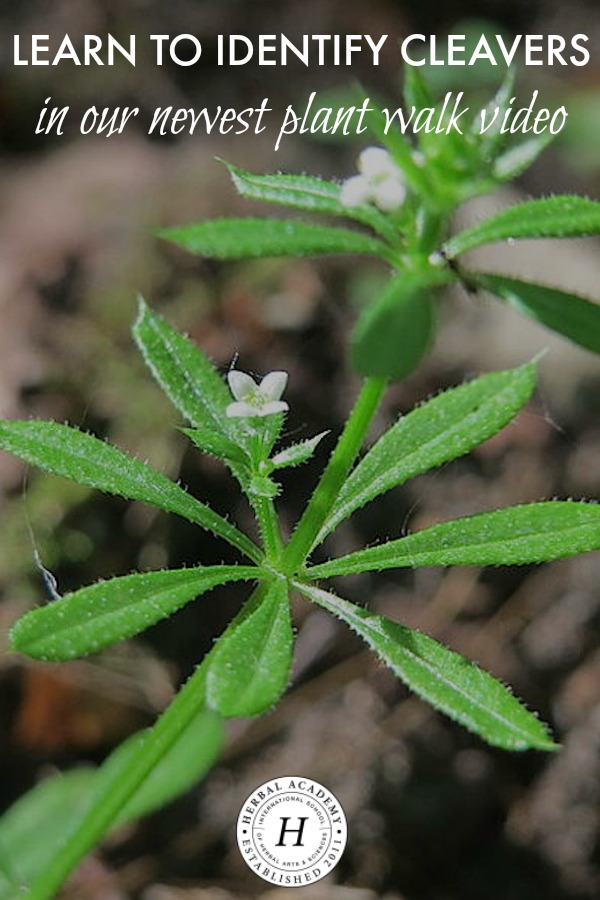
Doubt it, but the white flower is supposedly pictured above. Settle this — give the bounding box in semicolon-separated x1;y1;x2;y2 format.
339;174;371;208
371;176;407;213
339;146;406;214
358;146;399;181
226;370;289;418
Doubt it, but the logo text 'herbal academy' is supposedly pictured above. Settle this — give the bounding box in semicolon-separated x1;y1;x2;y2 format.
237;777;347;886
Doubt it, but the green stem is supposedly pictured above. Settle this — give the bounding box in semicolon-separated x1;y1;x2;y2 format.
281;377;387;575
25;580;269;899
252;495;283;563
25;654;211;898
417;208;444;255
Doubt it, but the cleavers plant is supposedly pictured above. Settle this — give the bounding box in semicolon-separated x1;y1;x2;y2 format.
1;71;600;898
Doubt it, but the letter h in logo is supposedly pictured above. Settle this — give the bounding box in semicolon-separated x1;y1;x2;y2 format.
275;816;308;847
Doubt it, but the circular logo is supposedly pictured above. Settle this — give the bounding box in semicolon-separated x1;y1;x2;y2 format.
236;776;347;887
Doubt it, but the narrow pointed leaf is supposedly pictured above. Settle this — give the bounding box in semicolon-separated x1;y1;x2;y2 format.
10;565;260;660
226;165;342;214
224;163;397;243
316;362;536;546
0;420;260;561
133;300;233;437
160;218;392;261
473;68;516;152
271;431;329;469
351;272;446;380
493;133;555;181
444;195;600;258
295;582;557;751
133;302;260;485
181;426;249;468
206;579;292;717
308;502;600;579
474;273;600;355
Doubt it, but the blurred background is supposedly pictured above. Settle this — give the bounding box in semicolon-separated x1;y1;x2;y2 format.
1;1;600;898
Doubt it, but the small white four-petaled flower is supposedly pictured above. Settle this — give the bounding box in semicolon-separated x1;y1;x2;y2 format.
340;146;406;214
226;370;289;418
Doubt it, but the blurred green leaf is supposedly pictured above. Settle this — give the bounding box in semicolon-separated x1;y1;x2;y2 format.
445;195;600;257
351;271;447;380
296;582;557;751
309;502;600;578
474;273;600;355
469;66;516;163
0;770;96;897
316;361;536;546
103;707;223;826
493;133;555;181
0;707;223;897
422;19;512;93
226;164;342;215
160;218;392;262
225;163;397;243
403;67;436;115
560;89;600;173
10;565;260;660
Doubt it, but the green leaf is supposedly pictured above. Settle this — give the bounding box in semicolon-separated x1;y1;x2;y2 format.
403;67;436;116
351;271;445;380
226;164;341;215
493;133;555;181
248;474;279;499
10;565;260;660
101;707;223;827
133;300;234;439
308;502;600;578
0;708;223;896
160;218;392;262
206;579;292;717
224;163;398;243
473;273;600;355
0;419;260;562
316;362;537;546
133;301;262;489
181;426;249;468
444;195;600;258
295;582;557;751
271;431;329;470
473;67;516;152
0;770;97;896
